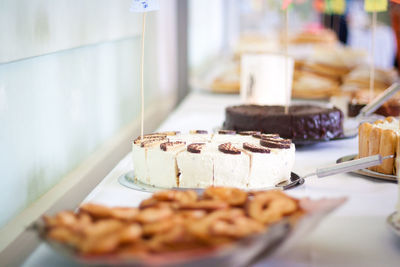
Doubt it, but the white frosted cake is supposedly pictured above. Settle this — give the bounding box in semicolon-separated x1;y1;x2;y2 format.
131;130;295;189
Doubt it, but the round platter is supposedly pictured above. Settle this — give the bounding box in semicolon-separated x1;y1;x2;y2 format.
387;212;400;237
118;170;303;193
215;117;358;146
336;154;398;182
292;133;355;146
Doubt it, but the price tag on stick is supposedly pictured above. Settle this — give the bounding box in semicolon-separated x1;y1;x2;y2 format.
130;0;160;12
130;0;159;139
365;0;388;12
240;53;294;106
364;0;387;101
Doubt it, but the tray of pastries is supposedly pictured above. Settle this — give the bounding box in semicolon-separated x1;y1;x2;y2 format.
336;117;400;182
35;187;345;266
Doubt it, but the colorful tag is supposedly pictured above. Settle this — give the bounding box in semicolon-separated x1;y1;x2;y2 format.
324;0;346;14
282;0;293;10
365;0;388;12
130;0;159;13
313;0;325;12
240;53;294;106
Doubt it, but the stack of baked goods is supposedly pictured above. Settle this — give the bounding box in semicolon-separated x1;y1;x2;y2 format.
132;131;295;189
289;28;337;45
358;117;400;175
208;33;367;98
343;67;399;117
341;66;397;92
292;46;367;99
223;104;344;141
43;187;304;257
210;61;241;94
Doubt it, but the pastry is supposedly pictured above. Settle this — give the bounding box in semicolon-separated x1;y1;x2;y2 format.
132;131;295;189
289;28;337;45
223;104;344;140
358;117;399;174
292;69;341;99
347;90;400;117
341;66;397;92
43;188;303;256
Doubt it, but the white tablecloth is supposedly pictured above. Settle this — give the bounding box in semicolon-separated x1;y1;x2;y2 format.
23;91;400;267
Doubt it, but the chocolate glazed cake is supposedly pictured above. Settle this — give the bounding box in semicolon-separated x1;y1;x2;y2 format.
223;105;344;140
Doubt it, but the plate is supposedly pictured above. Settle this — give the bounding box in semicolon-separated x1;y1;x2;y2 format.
387;212;400;237
118;171;303;193
216;116;358;146
33;217;290;267
336;154;398;182
292;133;355;146
32;197;346;267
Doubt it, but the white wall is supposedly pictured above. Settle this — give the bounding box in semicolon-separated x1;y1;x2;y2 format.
188;0;225;72
0;0;177;228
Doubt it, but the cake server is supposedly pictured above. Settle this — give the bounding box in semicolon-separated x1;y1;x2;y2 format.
283;154;394;189
356;82;400;118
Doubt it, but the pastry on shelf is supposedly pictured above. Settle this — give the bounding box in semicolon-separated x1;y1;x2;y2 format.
132;131;295;189
292;68;341;99
358;117;400;175
292;47;366;99
341;66;397;93
210;62;240;94
289;28;337;45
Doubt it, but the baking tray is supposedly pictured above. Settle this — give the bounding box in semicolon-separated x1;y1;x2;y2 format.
32;198;346;267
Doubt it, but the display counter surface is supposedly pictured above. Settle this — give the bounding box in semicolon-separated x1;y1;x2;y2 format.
23;91;400;267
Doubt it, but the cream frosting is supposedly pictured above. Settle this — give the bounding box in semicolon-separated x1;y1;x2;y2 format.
132;132;295;189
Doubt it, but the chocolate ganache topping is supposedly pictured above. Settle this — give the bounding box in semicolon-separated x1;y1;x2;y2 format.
223;105;344;141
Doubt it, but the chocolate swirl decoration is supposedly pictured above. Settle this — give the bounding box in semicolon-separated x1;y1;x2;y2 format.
243;142;270;153
238;131;261;136
218;130;236;135
141;137;168;148
134;134;167;145
218;143;241;154
252;133;280;139
190;130;208;134
187;143;206;153
260;138;291;149
160;141;186;151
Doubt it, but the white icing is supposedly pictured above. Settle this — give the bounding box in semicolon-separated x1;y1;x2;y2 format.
132;133;295;189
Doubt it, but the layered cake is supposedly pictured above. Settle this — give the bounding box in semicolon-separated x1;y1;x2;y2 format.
358;117;400;175
132;131;295;189
223;105;344;140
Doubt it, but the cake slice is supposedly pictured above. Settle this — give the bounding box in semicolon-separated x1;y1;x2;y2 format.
146;141;186;188
245;140;295;188
213;143;250;188
132;134;168;184
176;143;214;188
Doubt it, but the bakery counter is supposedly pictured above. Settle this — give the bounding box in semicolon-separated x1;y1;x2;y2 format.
23;91;400;267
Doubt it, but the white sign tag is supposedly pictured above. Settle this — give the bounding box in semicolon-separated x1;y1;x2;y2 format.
240;53;294;106
130;0;160;13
